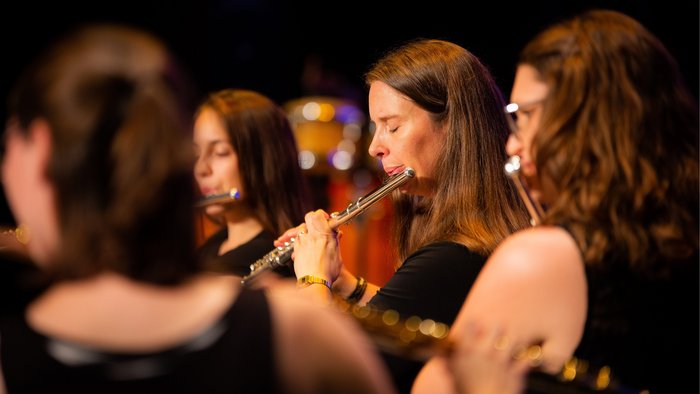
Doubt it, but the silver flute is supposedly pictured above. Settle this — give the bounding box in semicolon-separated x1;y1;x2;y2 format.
504;155;544;226
240;167;416;285
344;302;620;392
194;188;241;208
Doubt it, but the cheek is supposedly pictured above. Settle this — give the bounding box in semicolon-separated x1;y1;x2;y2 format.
2;150;34;226
2;148;21;197
522;115;541;151
218;159;242;185
520;148;538;179
417;134;442;171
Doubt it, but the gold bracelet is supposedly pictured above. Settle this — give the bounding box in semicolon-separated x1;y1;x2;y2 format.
297;275;332;291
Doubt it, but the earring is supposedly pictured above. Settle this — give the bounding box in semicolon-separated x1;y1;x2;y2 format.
3;223;30;245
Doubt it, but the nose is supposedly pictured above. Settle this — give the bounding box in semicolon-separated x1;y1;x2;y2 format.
367;131;386;159
505;133;522;158
193;154;211;179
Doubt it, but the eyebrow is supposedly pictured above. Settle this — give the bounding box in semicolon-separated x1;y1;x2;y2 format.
193;139;231;150
199;138;229;145
372;114;400;123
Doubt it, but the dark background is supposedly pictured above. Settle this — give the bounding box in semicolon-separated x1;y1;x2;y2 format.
1;1;697;109
0;0;697;225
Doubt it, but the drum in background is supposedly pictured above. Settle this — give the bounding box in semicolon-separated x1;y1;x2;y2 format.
285;96;395;286
284;96;365;174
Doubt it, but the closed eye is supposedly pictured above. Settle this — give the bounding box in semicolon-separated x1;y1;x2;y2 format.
518;109;535;119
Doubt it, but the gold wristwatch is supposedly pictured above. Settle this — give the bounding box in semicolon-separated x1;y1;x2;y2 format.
297;275;332;290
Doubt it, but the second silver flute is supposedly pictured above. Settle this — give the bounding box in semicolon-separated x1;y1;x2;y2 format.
194;188;241;208
504;155;544;226
240;167;416;285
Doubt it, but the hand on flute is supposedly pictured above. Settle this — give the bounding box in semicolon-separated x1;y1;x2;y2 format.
447;323;533;394
275;209;344;286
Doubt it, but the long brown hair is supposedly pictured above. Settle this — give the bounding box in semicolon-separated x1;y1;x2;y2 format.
195;89;311;235
365;39;530;260
8;25;198;284
521;10;699;270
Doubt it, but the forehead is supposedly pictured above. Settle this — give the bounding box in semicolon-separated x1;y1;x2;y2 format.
194;108;228;138
368;81;414;120
510;64;549;104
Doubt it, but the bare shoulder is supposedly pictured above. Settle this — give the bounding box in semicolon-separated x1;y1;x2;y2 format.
265;283;377;356
265;283;396;394
468;225;586;306
265;282;337;329
487;226;583;279
457;226;588;371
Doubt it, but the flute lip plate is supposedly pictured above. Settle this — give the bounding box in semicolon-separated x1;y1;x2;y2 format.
504;156;521;175
194;188;241;208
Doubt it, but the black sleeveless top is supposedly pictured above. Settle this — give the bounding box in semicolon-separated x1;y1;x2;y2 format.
554;226;699;393
369;241;487;394
0;252;46;315
197;229;295;278
0;287;278;394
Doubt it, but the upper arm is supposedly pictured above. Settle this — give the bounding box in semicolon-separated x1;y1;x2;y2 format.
452;227;588;371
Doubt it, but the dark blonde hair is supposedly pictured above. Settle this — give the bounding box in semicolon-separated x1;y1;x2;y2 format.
195;89;311;235
365;39;530;259
8;25;197;284
521;10;699;270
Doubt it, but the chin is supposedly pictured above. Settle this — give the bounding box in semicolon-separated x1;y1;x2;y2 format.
204;205;226;217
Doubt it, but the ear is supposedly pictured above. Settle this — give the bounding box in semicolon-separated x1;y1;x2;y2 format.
26;118;53;178
6;119;60;265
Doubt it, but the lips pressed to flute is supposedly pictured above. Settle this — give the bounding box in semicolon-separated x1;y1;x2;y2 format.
194;188;241;208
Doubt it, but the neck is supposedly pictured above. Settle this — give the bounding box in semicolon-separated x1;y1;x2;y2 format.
220;213;265;254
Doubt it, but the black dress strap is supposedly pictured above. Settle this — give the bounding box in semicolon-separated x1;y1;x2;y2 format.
1;286;279;393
